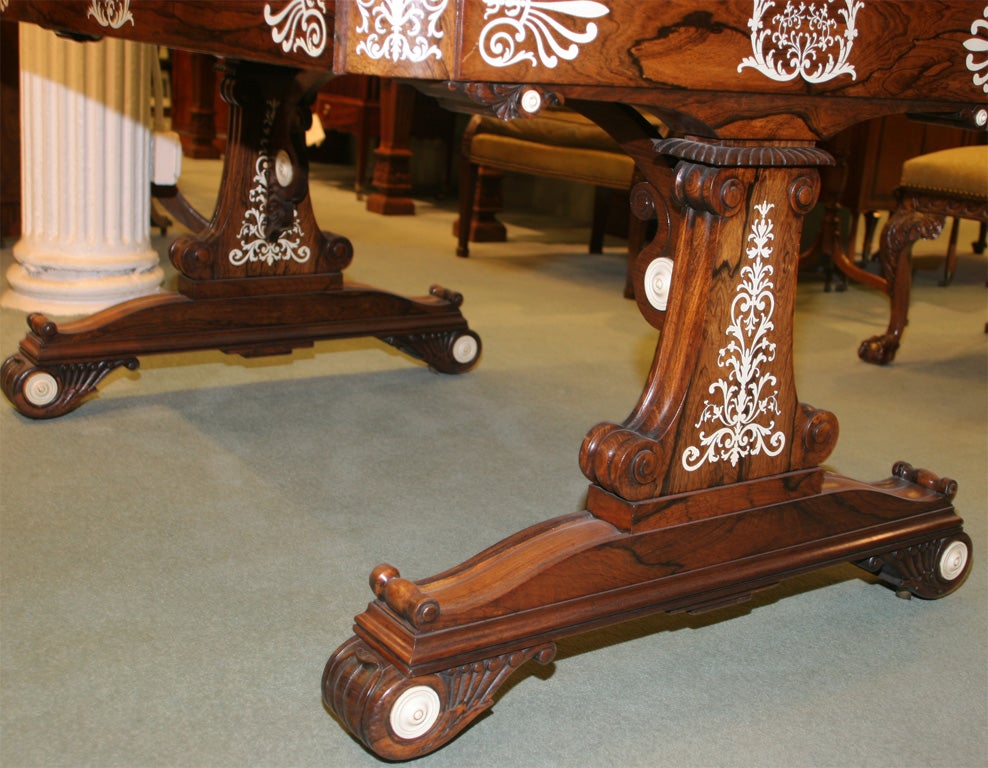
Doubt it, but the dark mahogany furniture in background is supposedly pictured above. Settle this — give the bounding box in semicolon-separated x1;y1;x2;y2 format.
0;21;21;245
0;1;981;762
169;49;226;159
313;73;381;193
324;1;982;759
0;1;481;419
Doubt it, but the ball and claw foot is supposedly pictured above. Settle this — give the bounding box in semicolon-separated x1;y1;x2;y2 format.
323;636;555;761
858;333;899;365
1;354;139;419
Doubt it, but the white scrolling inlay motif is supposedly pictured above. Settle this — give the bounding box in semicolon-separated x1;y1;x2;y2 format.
682;201;786;473
230;100;311;268
354;0;448;63
265;0;328;58
87;0;134;28
479;0;609;68
738;0;863;83
966;5;988;93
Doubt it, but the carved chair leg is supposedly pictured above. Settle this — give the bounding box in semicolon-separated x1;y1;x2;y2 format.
973;222;987;254
859;203;944;365
454;158;478;257
941;217;961;286
590;185;609;254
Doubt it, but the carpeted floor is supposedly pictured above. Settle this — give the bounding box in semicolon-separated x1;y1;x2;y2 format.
1;159;986;768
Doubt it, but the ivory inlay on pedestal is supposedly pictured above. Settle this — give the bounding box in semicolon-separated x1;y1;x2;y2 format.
2;26;163;316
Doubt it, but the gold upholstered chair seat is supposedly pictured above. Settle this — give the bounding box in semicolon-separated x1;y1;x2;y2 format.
455;109;663;297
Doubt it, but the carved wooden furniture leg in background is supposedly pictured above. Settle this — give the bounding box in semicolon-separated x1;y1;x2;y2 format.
1;62;480;419
858;190;988;365
365;80;416;216
323;136;971;761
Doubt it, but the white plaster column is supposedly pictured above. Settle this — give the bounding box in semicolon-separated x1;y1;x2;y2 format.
2;26;164;316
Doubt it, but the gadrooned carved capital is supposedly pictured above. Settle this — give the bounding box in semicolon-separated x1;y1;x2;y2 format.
655;138;834;168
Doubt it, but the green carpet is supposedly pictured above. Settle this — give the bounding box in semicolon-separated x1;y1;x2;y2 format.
2;160;985;768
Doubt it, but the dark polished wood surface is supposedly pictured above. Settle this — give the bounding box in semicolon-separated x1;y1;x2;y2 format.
2;0;338;68
2;1;981;760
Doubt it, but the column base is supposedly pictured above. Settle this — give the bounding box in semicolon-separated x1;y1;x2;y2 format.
2;262;165;317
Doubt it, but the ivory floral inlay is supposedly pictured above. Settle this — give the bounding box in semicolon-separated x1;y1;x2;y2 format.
966;5;988;93
265;0;329;58
87;0;134;28
230;100;311;268
682;201;786;472
738;0;863;83
354;0;448;63
479;0;609;68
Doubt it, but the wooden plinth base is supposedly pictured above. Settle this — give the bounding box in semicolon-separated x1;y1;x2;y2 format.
1;281;480;419
323;463;969;761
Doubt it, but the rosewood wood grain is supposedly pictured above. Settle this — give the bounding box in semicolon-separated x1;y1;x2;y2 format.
2;1;979;759
323;1;981;759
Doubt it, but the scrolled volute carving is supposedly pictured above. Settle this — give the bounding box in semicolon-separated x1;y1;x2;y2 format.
580;422;667;500
788;173;820;215
673;162;746;217
855;534;972;600
1;354;139;420
629;180;657;222
169;234;215;279
323;636;556;761
797;402;839;467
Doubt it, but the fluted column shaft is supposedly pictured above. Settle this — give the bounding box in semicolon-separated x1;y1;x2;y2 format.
2;26;163;316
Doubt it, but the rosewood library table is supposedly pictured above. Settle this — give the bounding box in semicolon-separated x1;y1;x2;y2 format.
4;0;985;762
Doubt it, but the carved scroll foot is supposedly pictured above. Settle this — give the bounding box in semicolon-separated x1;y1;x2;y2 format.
380;287;481;373
381;329;481;374
1;352;138;420
855;533;972;600
322;636;554;761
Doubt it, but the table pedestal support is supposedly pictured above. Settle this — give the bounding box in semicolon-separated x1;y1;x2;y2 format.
1;62;480;418
322;127;971;761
